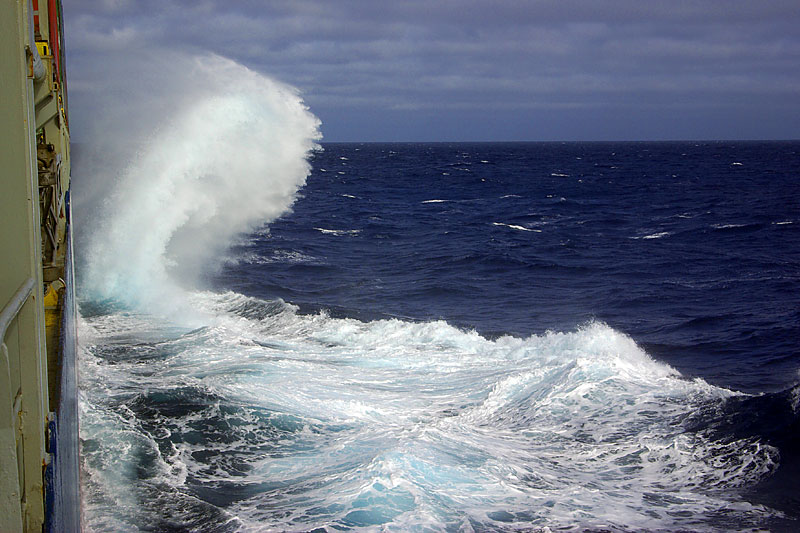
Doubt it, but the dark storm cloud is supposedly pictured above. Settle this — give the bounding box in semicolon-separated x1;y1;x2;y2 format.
65;0;800;140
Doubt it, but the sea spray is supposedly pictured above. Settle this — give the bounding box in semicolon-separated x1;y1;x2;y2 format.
80;53;320;312
75;140;798;531
78;293;782;531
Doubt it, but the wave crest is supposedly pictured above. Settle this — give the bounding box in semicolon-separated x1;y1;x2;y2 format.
81;53;320;310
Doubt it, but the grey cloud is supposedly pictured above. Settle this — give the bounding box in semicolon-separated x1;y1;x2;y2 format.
64;0;800;140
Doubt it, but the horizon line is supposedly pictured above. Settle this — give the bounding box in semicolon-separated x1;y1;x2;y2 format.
318;138;800;144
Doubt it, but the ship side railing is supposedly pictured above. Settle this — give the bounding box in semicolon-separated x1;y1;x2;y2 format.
0;280;37;344
0;277;39;531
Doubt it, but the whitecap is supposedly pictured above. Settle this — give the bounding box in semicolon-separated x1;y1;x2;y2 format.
492;222;542;232
314;227;361;236
712;223;747;229
235;250;319;265
631;231;671;240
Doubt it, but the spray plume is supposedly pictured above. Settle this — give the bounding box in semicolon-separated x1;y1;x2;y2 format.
79;53;320;312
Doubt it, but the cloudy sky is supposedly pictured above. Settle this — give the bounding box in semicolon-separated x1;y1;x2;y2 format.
65;0;800;142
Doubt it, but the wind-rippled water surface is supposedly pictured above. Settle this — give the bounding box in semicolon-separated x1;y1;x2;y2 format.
79;141;800;532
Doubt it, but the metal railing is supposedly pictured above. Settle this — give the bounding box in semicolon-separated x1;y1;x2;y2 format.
0;277;35;343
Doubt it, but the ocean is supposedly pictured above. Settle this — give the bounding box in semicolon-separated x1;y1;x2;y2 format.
76;136;799;532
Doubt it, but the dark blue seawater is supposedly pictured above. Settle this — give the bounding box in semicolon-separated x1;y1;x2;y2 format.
219;141;800;394
80;141;800;532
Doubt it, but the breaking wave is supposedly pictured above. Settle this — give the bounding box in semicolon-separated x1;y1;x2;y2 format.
79;53;320;311
72;56;795;531
78;292;784;531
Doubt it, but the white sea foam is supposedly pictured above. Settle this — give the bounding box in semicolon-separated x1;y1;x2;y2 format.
78;292;780;531
73;51;783;531
632;231;671;240
229;250;320;266
314;227;361;236
712;223;748;229
492;222;542;232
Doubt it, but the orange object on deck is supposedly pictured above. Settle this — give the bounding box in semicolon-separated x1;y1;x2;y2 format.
47;0;60;79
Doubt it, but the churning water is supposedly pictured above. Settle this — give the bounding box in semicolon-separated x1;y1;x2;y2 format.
75;55;800;532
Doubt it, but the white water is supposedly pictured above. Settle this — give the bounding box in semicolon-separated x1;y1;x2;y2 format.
80;52;320;311
79;294;780;531
75;53;781;531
